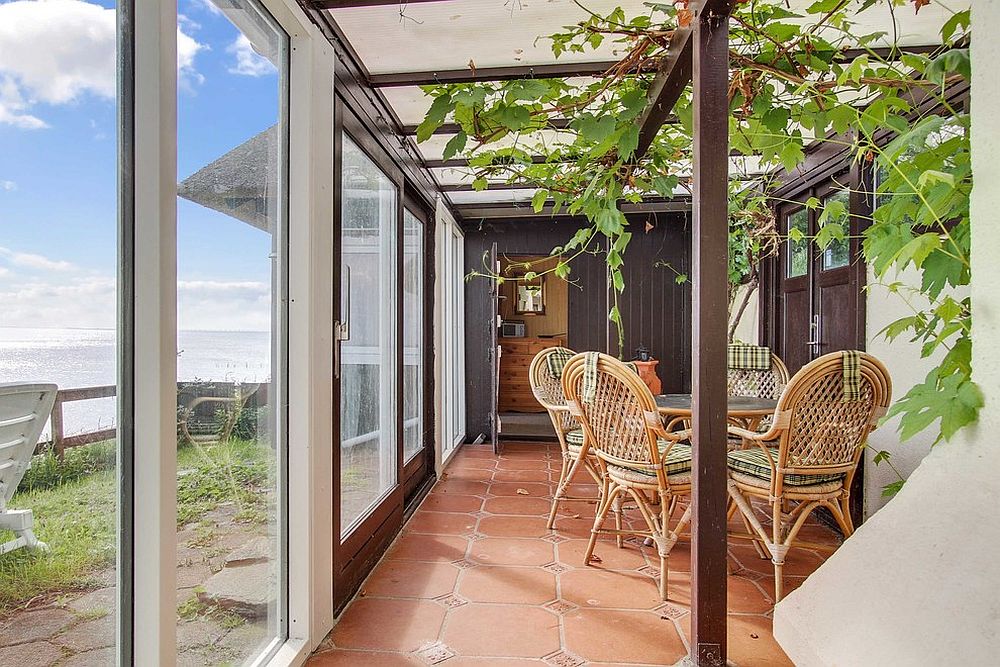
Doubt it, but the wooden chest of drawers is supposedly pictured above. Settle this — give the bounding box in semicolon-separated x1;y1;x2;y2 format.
498;337;564;413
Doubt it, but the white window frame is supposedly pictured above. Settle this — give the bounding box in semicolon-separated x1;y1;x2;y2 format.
435;199;466;473
131;0;335;664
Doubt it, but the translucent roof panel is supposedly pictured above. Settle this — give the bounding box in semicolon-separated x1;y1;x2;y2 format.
326;0;649;74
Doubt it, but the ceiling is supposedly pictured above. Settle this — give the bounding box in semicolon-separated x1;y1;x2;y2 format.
313;0;966;213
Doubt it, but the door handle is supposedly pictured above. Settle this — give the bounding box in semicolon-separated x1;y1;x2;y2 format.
334;266;352;379
806;314;820;348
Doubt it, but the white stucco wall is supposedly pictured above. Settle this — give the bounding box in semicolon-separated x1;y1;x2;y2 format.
862;268;954;514
773;3;1000;664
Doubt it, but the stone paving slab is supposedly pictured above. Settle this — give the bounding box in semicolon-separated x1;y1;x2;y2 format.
0;608;75;647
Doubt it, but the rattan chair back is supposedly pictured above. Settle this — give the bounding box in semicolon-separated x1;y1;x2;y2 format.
728;352;790;400
771;351;891;479
528;347;577;432
562;352;663;475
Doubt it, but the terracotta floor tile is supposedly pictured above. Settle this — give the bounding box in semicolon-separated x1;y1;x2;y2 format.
469;537;554;566
331;598;445;652
445;467;497;482
678;615;792;667
729;544;824;577
559;568;664;610
556;539;649;571
362;560;459;599
308;442;835;666
497;457;553;470
489;482;552;497
420;493;484;513
386;533;469;562
483;496;552;516
726;575;774;614
492;469;552;483
443;604;560;658
406;511;478;536
477;515;551;538
306;649;423;666
563;608;686;664
440;658;542;667
457;565;557;604
435;479;491;496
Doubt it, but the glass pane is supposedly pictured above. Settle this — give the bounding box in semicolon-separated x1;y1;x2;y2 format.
403;210;424;463
176;0;288;662
786;208;809;278
0;0;119;659
451;231;464;445
341;136;398;537
821;189;851;270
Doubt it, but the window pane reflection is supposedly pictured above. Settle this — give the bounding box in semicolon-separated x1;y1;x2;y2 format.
403;209;424;463
340;136;398;537
786;208;809;278
175;0;288;662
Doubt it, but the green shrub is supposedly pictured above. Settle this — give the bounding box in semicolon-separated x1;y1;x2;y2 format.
16;441;117;496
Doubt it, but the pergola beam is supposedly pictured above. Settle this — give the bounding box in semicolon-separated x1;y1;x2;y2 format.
454;197;691;220
370;60;639;87
401;117;576;136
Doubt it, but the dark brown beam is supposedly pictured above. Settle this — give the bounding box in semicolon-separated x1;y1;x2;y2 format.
370;60;635;87
402;117;574;136
454;197;691;220
310;0;450;9
690;1;734;666
634;22;694;158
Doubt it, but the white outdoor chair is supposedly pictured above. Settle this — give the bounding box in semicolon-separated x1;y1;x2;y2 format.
0;383;57;555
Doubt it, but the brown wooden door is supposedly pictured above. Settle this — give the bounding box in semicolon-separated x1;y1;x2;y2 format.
775;175;864;375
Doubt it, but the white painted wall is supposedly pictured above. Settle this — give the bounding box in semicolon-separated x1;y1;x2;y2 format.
774;3;1000;663
862;267;958;514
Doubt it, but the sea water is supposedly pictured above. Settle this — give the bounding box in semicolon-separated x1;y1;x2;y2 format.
0;327;270;437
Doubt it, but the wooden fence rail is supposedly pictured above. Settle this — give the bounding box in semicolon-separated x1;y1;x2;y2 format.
38;382;267;458
45;384;117;458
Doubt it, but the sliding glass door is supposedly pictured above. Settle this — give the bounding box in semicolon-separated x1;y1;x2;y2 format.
333;103;434;608
338;133;399;539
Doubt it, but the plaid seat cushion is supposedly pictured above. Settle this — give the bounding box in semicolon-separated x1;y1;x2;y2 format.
728;343;771;371
565;429;584;446
727;447;844;486
612;442;693;478
545;347;575;378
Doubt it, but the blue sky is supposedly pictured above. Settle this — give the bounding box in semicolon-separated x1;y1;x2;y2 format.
0;0;282;331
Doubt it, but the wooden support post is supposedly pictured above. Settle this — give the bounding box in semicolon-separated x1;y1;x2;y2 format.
50;394;65;460
690;2;732;666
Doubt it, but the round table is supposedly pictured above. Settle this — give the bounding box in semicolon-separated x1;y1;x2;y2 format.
654;393;777;431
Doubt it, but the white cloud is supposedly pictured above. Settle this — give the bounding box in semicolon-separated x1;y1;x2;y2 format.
1;180;16;191
0;246;75;272
0;0;205;128
226;34;276;77
178;280;271;331
0;274;115;329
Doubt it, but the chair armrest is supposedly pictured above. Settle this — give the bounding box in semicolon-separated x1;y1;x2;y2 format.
727;424;764;442
644;410;689;442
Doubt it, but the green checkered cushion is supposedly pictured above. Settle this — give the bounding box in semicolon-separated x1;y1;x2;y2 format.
612;442;693;478
545;347;575;378
727;447;844;486
565;429;585;446
842;349;861;402
728;343;771;371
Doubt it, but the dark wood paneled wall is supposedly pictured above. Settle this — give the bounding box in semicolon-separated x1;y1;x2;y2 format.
614;211;692;394
462;214;691;439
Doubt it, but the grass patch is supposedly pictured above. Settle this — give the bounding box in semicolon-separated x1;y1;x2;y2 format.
0;438;272;615
0;470;115;614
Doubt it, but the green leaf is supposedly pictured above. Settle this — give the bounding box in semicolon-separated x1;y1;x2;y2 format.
415;94;453;142
531;190;548;213
881;480;905;499
442;131;468;161
472;177;488;192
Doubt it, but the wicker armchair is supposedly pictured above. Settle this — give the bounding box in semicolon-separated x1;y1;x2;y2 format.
727;352;789;400
563;352;692;601
726;350;892;601
528;347;602;530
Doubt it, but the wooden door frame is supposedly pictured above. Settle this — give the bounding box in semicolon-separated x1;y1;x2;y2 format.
761;166;870;526
401;191;436;500
333;96;406;612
